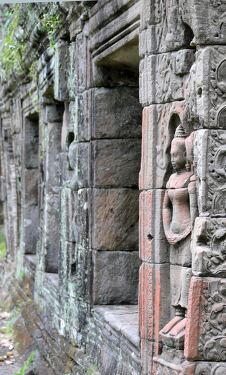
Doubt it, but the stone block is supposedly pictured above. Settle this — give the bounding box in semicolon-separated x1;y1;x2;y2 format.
182;0;226;46
76;92;90;141
68;141;90;189
154;359;196;375
23;118;39;170
174;50;195;76
44;104;64;124
139;263;170;342
23;169;38;206
92;188;139;251
59;239;77;290
192;217;226;277
54;41;69;101
61;188;89;246
0;176;5;202
194;129;226;216
91;87;141;139
75;33;89;93
92;250;140;304
188;46;226;129
185;276;226;361
140;0;193;53
59;152;73;185
68;41;77;100
92;139;141;188
61;103;74;152
23;205;39;254
61;187;77;243
139;102;186;190
72;188;90;248
194;362;226;374
91;62;138;88
139;52;187;106
67;96;89;144
44;193;60;273
46;122;62;193
139;190;168;264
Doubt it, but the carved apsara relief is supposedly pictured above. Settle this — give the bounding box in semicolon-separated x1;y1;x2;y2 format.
160;122;197;349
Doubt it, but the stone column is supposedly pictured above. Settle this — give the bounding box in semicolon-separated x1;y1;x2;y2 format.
140;0;226;373
139;0;196;373
182;2;226;373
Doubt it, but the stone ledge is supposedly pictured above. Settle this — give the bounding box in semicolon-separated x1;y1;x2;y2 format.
86;304;141;374
94;305;139;348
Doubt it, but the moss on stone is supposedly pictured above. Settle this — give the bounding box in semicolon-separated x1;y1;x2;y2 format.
13;351;35;375
0;231;6;260
0;4;65;82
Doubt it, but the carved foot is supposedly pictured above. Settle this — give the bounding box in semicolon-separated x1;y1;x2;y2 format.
160;316;187;349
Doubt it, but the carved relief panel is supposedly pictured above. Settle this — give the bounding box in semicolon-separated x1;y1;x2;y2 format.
139;101;188;190
181;0;226;45
195;362;226;375
194;129;226;216
192;217;226;277
188;47;226;129
186;277;226;362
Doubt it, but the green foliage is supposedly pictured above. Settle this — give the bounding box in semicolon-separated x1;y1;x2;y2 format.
0;307;20;337
14;352;35;375
87;365;98;375
41;8;63;49
18;270;25;281
28;60;38;81
0;231;6;260
0;4;64;81
0;5;26;80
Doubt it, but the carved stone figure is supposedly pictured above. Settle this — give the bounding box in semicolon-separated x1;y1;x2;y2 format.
161;124;197;345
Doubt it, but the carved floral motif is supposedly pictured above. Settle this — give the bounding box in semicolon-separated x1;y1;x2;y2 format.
195;363;226;374
193;218;226;277
199;279;226;361
194;130;226;215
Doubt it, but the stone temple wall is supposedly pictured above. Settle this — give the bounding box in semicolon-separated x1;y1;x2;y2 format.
0;1;226;374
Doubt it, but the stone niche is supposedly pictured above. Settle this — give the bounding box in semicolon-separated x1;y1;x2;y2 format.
91;35;142;305
22;113;39;255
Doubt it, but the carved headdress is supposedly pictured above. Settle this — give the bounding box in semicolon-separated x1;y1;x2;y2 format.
174;124;187;139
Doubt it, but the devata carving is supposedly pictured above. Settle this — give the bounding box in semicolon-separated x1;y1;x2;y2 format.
161;124;197;345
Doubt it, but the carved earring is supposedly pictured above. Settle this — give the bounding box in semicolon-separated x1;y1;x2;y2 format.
185;162;190;171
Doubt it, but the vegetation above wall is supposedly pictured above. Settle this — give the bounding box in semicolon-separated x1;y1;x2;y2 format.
0;4;67;84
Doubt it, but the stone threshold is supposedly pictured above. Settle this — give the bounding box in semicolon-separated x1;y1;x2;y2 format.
94;305;139;348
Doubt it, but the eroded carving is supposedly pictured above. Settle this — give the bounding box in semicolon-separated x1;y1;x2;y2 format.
161;124;197;345
199;279;226;361
195;363;226;375
193;218;226;277
194;129;226;215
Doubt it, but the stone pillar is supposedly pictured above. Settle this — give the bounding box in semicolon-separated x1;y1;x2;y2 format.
43;104;63;273
139;0;226;373
183;3;226;372
90;87;141;305
139;0;195;373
